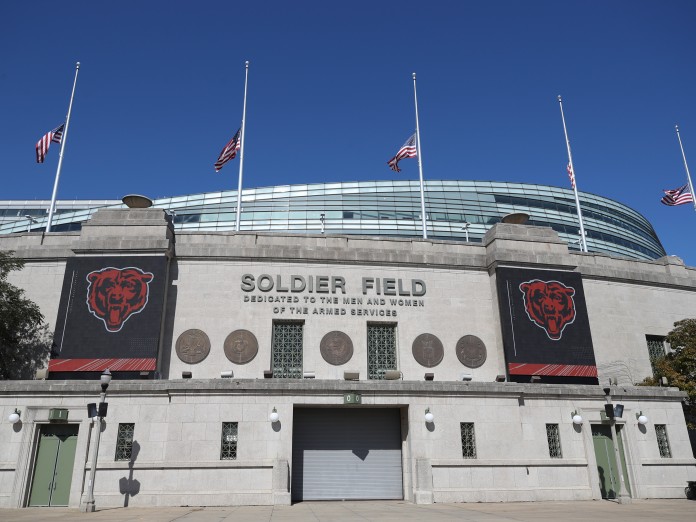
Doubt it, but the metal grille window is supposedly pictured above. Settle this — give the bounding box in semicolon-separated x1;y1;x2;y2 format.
646;335;666;377
271;321;303;378
655;424;672;458
460;422;477;458
367;323;397;380
115;423;135;461
220;422;238;460
546;423;562;458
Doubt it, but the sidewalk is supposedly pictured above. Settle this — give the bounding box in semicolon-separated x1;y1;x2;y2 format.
0;499;693;522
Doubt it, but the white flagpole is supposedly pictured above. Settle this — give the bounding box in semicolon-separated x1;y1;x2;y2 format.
558;95;588;252
235;61;250;231
413;72;428;239
675;125;696;212
46;62;80;233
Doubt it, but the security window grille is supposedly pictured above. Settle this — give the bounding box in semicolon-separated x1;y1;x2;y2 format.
271;321;303;378
220;422;238;460
115;423;135;461
655;424;672;458
646;335;666;377
546;423;562;458
460;422;476;458
367;323;397;380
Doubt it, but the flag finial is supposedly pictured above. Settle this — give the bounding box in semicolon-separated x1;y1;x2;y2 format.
245;61;249;67
76;62;80;69
412;72;416;80
557;95;562;102
676;124;680;132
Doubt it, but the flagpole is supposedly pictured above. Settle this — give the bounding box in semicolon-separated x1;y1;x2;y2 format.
413;73;428;239
675;125;696;212
235;61;249;231
558;95;588;252
46;62;80;233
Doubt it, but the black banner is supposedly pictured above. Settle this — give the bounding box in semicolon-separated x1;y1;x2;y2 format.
50;256;167;372
496;267;597;382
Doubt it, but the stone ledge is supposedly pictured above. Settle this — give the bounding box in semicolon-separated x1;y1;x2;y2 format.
640;459;696;466
85;460;275;470
0;379;685;401
431;458;587;467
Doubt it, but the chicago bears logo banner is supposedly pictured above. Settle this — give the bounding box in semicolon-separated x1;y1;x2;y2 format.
496;267;597;383
49;256;167;374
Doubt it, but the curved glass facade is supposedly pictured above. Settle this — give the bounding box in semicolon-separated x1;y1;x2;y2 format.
0;180;665;260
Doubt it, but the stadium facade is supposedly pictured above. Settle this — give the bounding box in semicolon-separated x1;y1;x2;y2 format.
1;182;694;510
0;180;666;261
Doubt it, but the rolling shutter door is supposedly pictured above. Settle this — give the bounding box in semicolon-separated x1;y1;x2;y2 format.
291;408;403;501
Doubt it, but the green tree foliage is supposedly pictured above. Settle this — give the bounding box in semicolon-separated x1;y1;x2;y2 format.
0;251;52;379
642;318;696;430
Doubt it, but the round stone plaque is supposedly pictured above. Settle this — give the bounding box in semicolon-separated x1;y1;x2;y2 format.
456;335;487;368
175;329;211;364
320;331;354;366
224;330;259;364
412;333;444;368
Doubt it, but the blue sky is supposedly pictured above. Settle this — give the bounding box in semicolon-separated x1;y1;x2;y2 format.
2;2;696;265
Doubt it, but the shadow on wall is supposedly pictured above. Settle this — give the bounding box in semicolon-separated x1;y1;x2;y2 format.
119;440;141;507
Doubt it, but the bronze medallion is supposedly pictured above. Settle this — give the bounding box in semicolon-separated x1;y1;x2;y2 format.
456;335;487;368
412;333;444;368
175;329;211;364
320;331;353;366
224;330;259;364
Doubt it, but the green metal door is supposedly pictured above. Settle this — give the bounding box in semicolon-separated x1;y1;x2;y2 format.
28;424;79;506
591;424;631;499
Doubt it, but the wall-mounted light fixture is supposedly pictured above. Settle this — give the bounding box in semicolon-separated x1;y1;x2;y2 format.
424;408;434;424
571;410;583;425
8;409;21;424
636;411;649;425
424;373;434;381
495;375;506;382
269;407;280;423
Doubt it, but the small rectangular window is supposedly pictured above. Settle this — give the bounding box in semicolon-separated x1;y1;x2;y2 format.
645;335;666;377
115;423;135;461
460;422;476;458
221;422;238;460
546;423;562;458
655;424;672;458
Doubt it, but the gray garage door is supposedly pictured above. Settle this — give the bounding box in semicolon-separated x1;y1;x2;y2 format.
291;408;403;501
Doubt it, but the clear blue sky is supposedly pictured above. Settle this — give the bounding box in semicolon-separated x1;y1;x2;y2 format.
2;2;695;265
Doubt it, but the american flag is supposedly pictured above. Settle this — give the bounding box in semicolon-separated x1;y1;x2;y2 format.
214;128;241;172
35;124;65;163
661;184;694;206
566;163;575;189
387;133;417;172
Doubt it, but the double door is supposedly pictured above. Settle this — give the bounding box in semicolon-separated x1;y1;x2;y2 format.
28;424;79;506
591;424;631;499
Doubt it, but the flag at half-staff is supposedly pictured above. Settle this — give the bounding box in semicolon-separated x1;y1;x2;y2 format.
566;163;575;189
668;125;696;212
214;128;241;172
35;124;65;163
661;184;694;206
38;62;81;233
387;133;417;172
